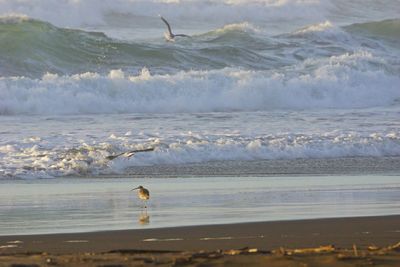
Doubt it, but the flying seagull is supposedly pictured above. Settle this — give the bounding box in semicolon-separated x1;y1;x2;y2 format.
159;15;189;41
106;147;154;160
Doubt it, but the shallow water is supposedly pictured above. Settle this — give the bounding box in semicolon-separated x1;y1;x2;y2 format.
1;175;399;236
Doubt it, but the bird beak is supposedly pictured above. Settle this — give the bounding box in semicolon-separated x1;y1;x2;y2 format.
131;187;139;191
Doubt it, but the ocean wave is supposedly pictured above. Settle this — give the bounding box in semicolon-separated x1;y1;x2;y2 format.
294;20;335;34
0;16;399;116
346;19;400;41
288;20;354;44
0;16;276;77
1;16;399;78
1;49;399;116
0;16;114;77
1;131;399;178
209;22;260;35
290;19;400;44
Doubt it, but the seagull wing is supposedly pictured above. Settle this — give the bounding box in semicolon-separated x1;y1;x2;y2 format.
106;147;155;160
160;16;173;36
174;34;190;38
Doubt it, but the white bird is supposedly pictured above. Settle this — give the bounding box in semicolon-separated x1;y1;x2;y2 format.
131;185;150;208
159;15;190;41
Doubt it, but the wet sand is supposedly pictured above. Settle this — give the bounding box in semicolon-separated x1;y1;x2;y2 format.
2;175;399;236
1;215;399;266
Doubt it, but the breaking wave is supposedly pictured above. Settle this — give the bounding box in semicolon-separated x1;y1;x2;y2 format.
1;16;400;78
1;130;399;178
1;48;400;116
0;16;399;116
1;1;400;179
0;16;278;77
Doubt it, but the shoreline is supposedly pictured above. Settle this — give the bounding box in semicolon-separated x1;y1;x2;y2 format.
122;157;400;178
1;156;400;181
1;215;399;255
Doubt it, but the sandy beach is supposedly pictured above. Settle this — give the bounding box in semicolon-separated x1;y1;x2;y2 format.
1;215;399;266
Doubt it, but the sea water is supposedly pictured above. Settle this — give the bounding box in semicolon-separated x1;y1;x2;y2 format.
1;176;399;235
0;0;400;235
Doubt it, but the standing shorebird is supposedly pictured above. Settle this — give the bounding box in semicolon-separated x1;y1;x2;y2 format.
131;185;150;208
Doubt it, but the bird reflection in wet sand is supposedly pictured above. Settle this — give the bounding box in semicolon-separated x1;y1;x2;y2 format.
138;210;150;225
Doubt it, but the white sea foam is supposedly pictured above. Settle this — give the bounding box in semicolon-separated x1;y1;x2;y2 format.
294;20;334;34
0;13;30;24
0;50;398;115
1;129;399;178
291;20;355;43
212;22;260;34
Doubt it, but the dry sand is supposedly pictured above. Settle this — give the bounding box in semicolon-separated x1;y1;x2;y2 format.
1;215;399;266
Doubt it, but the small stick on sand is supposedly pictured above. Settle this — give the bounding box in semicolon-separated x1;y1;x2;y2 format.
353;244;358;257
387;241;400;251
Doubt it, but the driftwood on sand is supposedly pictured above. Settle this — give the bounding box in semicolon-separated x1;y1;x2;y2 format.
1;242;399;266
